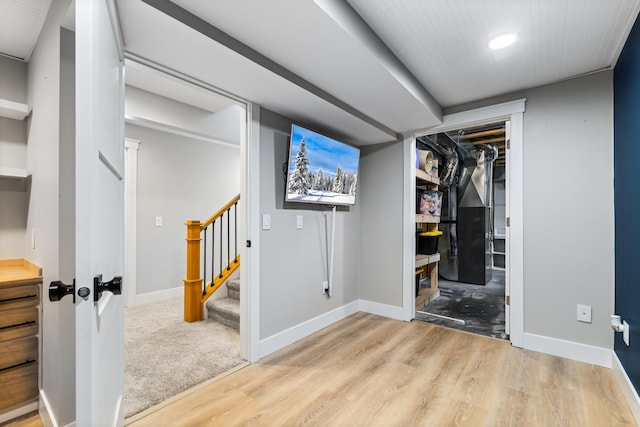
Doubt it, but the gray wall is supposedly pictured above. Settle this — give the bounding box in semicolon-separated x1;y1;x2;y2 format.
359;141;404;306
0;57;28;258
259;109;360;340
446;71;615;349
126;123;241;296
0;54;28;103
27;0;75;425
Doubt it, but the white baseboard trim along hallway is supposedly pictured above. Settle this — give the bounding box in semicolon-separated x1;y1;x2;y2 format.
523;333;612;367
612;352;640;425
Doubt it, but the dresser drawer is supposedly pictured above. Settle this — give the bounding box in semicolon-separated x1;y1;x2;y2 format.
0;307;38;342
0;361;38;412
0;284;39;310
0;336;37;371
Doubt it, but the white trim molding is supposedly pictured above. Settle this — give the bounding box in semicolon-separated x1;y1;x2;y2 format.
523;333;612;368
124;138;140;308
360;300;405;321
612;352;640;424
134;286;183;306
258;301;360;359
39;389;56;427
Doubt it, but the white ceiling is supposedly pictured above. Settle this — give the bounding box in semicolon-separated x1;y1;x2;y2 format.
2;0;640;145
0;0;51;61
347;0;640;107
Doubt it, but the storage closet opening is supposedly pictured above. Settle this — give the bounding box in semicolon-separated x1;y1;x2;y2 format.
414;120;508;340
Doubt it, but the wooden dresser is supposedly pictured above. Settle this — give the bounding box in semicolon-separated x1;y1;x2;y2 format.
0;259;41;415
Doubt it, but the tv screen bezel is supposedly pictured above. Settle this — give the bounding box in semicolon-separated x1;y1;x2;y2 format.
284;124;360;207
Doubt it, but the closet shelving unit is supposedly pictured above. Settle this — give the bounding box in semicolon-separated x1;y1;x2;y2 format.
0;99;30;181
415;168;440;310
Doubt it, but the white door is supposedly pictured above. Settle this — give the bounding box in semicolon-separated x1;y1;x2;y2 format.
75;0;125;425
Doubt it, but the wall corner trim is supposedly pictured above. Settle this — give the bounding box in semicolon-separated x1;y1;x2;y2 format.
523;332;612;367
612;352;640;424
258;301;360;359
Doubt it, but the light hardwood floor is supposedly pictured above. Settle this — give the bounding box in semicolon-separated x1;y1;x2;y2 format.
129;312;637;427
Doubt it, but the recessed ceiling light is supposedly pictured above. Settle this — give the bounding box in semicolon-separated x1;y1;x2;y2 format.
489;33;518;50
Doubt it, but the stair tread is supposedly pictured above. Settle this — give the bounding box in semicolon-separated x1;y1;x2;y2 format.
207;297;239;312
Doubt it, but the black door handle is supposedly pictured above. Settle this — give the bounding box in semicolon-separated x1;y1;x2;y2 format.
49;279;76;302
94;274;122;302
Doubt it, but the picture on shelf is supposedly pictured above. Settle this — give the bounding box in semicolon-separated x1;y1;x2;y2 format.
285;124;360;206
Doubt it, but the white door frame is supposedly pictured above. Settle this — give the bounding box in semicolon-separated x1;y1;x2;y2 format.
124;138;140;308
404;98;525;347
119;56;258;360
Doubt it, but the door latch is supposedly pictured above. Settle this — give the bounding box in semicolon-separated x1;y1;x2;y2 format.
49;279;76;303
94;274;122;302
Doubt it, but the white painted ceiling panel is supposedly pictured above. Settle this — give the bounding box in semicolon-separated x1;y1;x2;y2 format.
0;0;51;61
348;0;640;107
170;0;441;133
125;60;241;113
117;0;394;145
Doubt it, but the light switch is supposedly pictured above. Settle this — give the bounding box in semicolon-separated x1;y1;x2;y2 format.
155;216;163;227
296;215;303;229
262;214;271;230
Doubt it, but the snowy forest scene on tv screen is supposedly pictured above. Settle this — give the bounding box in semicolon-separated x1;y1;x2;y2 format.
286;125;360;206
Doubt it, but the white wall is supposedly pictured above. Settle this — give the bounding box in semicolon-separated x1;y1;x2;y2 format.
258;109;360;340
0;56;28;258
125;85;243;145
26;0;75;425
445;71;615;350
359;141;404;306
125;123;241;296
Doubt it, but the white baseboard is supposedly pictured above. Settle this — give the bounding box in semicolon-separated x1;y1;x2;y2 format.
134;286;183;306
612;352;640;425
259;300;360;359
0;401;38;424
359;299;405;320
523;333;611;367
39;389;56;427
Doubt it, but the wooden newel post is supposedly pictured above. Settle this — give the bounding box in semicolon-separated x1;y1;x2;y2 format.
184;220;203;322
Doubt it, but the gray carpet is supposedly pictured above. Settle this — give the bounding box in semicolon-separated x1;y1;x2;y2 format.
416;269;507;339
124;296;244;418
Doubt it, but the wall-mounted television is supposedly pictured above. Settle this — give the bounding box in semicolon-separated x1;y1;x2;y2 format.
285;124;360;206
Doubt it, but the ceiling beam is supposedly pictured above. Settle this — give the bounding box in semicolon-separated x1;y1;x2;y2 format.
139;0;401;140
314;0;442;121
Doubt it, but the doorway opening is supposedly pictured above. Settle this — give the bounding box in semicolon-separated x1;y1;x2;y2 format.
121;60;248;419
415;120;509;340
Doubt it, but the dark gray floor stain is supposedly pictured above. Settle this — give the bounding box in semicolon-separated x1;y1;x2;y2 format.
416;269;507;340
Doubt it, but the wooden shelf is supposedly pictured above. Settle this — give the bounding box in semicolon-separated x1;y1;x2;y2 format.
416;287;440;309
0;167;28;180
0;99;30;121
0;259;42;288
416;169;439;185
415;253;440;268
416;213;440;223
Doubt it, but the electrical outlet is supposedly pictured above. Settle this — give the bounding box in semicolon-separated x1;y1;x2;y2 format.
577;304;592;323
155;216;163;227
624;321;630;346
